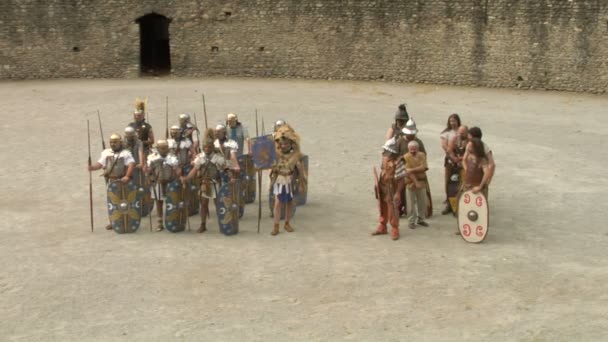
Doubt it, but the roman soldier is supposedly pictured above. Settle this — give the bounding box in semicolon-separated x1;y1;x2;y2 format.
145;140;181;231
183;129;232;233
123;126;145;183
269;125;307;235
88;133;135;230
372;137;403;240
214;124;240;172
128;98;155;156
178;113;199;156
168;124;193;174
225;113;250;157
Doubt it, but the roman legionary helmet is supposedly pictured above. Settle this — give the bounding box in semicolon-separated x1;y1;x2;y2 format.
170;125;180;138
134;98;147;115
179;113;190;125
124;126;136;138
402;118;418;135
273;119;286;132
109;133;122;151
156;140;169;156
395;103;409;121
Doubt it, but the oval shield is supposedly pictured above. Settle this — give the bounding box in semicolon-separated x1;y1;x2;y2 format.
457;190;489;243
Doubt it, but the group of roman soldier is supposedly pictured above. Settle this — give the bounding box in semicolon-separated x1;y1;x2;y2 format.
87;98;307;236
373;104;496;242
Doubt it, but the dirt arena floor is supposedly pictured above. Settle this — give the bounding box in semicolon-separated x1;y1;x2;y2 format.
0;77;606;341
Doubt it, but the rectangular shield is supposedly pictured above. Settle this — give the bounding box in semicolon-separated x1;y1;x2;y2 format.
250;134;277;170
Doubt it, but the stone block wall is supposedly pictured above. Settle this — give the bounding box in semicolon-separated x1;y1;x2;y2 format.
0;0;606;93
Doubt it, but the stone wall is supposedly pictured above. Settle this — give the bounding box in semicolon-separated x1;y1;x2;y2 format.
0;0;606;93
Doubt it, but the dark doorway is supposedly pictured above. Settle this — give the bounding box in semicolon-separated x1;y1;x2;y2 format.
136;13;171;75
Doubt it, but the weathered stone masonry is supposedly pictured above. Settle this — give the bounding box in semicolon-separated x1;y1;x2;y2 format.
0;0;606;93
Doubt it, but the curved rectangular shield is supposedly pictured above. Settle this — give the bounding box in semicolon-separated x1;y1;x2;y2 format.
250;134;277;170
107;180;142;234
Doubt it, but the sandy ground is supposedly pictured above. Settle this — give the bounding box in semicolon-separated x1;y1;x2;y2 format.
0;77;607;341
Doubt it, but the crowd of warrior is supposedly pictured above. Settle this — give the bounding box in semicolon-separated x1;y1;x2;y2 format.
88;99;306;236
87;99;494;240
373;104;496;241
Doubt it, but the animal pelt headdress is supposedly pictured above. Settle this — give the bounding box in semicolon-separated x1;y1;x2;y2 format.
273;124;301;154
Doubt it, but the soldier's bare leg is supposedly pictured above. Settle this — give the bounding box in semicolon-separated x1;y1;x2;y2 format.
272;200;282;236
284;200;295;232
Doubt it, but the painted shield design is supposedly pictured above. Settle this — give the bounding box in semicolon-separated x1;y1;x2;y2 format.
457;190;489;243
137;172;153;217
251;134;277;170
447;168;464;214
107;180;142;234
238;154;257;204
163;180;188;233
182;164;200;216
293;155;309;206
216;182;239;236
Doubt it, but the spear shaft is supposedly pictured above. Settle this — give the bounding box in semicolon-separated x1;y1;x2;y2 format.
97;110;106;150
87;120;94;232
202;94;209;130
165;96;169;139
255;109;262;234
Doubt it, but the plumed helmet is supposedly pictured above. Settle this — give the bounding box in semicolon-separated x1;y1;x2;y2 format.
402;118;418;135
134;98;146;115
395;103;409;121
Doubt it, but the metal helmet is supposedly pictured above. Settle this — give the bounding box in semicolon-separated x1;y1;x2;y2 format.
395;103;409;121
402;118;418;135
124;126;136;137
156;140;169;156
273;119;286;132
109;133;122;152
179;113;190;126
170;125;180;138
215;123;226;131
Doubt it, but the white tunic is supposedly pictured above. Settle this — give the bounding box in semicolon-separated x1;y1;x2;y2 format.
98;149;135;167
